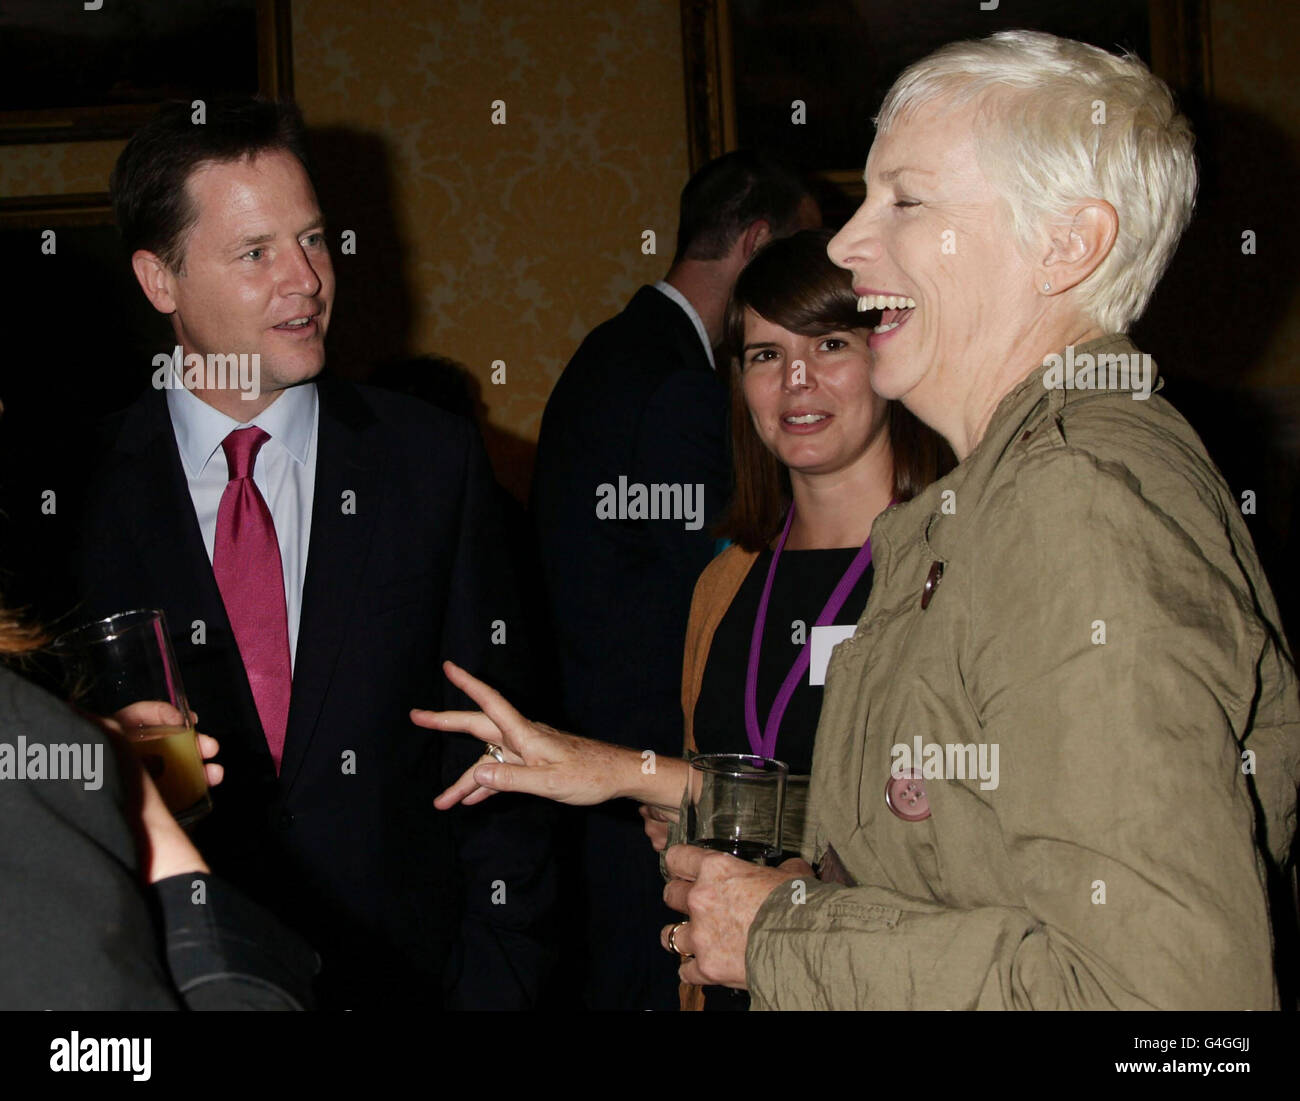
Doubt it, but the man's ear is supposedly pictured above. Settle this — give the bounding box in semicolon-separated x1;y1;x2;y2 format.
738;218;772;261
130;249;179;315
1038;200;1118;295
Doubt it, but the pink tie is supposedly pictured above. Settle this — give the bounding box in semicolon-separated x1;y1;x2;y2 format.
213;427;292;772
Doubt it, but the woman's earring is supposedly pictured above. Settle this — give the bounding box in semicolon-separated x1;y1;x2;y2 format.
1042;281;1052;292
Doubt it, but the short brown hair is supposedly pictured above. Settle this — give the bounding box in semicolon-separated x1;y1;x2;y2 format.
111;96;311;272
673;151;811;263
718;229;953;551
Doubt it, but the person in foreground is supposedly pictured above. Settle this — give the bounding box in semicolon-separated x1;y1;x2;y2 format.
421;30;1300;1009
0;610;317;1009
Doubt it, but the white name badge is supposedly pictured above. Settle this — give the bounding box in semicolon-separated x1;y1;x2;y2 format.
809;625;858;686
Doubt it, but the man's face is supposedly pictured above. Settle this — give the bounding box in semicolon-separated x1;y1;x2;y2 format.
161;150;334;398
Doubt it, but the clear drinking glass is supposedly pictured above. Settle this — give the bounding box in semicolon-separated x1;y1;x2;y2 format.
685;753;788;865
54;609;212;826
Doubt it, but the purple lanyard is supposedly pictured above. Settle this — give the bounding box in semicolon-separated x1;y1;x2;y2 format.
744;504;877;759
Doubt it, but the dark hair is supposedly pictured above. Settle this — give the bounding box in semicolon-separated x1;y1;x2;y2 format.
110;96;312;272
718;229;955;551
673;151;812;263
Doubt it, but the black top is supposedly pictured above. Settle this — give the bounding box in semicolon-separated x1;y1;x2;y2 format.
693;548;874;775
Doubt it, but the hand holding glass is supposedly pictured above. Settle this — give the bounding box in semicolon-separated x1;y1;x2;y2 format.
685;753;788;865
55;609;212;826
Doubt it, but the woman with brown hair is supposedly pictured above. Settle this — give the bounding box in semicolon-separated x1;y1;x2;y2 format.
413;229;952;1005
682;227;949;789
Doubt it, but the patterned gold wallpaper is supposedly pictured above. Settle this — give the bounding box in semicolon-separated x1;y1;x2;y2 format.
0;0;689;500
289;0;690;497
3;0;1297;485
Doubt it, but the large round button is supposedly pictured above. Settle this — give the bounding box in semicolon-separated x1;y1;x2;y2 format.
885;769;931;821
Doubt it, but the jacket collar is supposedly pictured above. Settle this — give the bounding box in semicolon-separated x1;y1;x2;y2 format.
624;285;716;373
874;333;1158;572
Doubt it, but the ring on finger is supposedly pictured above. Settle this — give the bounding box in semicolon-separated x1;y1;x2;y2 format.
667;921;694;960
483;743;506;764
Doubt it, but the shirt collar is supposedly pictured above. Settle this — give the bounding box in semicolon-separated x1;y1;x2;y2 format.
653;280;715;370
167;376;318;477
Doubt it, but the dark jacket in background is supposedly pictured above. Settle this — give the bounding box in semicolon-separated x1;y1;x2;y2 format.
531;285;730;1009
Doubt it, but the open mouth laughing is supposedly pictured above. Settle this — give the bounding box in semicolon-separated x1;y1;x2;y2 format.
857;292;916;336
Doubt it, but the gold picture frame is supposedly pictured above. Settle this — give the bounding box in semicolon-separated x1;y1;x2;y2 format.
681;0;1212;202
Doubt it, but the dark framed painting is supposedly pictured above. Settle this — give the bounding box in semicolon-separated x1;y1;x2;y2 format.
680;0;1212;221
0;0;292;145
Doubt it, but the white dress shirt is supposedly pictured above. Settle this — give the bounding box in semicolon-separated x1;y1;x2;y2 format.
166;379;318;672
653;280;715;370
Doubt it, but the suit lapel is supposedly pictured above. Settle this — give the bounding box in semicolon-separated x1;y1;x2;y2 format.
278;377;383;792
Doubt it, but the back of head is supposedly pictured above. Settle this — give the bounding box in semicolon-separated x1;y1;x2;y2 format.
674;150;811;263
111;96;311;273
876;29;1197;332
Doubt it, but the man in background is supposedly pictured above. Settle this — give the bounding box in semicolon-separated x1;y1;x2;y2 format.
531;151;818;1009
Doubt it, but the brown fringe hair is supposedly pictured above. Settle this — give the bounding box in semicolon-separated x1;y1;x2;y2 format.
717;229;954;551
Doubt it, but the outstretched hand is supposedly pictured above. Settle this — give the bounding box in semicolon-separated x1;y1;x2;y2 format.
411;661;635;809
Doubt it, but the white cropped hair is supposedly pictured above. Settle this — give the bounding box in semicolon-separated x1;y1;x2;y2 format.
876;30;1197;332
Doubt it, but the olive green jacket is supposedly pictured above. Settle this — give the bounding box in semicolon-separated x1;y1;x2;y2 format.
745;334;1300;1010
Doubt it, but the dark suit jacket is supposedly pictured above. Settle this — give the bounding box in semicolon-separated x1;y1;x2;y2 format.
70;375;554;1009
0;665;318;1010
531;285;730;1008
532;285;730;754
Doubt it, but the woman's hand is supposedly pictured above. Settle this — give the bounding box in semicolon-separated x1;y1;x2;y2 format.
86;700;220;884
101;701;223;787
131;764;211;883
412;661;644;809
660;845;814;988
639;803;677;851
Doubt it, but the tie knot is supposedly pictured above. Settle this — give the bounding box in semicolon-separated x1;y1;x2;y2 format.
221;426;271;481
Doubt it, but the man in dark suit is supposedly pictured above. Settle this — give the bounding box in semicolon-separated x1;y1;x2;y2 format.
531;152;818;1009
69;98;553;1010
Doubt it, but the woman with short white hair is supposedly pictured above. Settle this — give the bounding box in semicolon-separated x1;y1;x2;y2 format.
422;30;1300;1009
665;28;1297;1009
